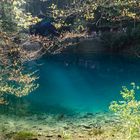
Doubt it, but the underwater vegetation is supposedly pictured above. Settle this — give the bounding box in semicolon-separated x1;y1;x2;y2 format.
13;131;36;140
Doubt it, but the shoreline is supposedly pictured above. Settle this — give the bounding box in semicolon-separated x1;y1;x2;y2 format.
21;32;140;58
0;111;121;140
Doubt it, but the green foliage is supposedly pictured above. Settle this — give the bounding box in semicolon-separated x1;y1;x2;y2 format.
48;0;140;32
0;1;17;32
0;0;39;32
109;83;140;140
2;0;137;33
0;31;39;105
0;1;40;104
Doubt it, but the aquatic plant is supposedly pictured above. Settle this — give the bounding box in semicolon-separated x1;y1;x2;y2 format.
109;83;140;140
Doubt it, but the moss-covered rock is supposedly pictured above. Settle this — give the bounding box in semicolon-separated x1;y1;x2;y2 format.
13;131;37;140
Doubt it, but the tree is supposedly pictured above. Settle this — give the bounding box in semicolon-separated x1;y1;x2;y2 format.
0;0;39;32
0;0;39;104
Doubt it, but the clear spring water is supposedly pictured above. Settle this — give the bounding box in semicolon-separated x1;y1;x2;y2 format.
23;53;140;115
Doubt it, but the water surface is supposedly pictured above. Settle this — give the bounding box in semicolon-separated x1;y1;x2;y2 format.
25;53;140;115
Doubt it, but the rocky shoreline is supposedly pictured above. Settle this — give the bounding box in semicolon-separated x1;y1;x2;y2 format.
21;35;139;58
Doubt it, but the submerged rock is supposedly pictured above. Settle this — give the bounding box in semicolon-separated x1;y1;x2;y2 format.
57;114;65;121
46;135;53;138
13;131;37;140
83;113;94;118
63;126;69;130
82;125;92;129
86;113;94;116
57;134;62;138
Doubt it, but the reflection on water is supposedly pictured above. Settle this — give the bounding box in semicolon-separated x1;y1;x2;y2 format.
1;53;140;115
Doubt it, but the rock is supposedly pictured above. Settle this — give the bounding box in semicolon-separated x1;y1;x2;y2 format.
78;135;84;138
82;125;92;129
37;116;46;120
82;112;95;119
86;113;94;116
46;135;53;138
105;120;110;123
29;138;38;140
38;134;42;136
32;126;37;128
4;122;9;125
57;134;62;138
57;114;65;121
63;126;69;130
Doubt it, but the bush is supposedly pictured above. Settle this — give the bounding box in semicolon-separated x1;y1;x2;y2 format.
109;83;140;140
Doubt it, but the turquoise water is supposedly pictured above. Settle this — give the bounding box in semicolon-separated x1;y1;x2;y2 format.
24;53;140;115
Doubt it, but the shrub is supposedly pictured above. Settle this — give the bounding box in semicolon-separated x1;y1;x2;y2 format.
109;83;140;140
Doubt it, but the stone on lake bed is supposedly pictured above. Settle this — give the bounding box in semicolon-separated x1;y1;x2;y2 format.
86;113;94;116
82;125;92;129
46;135;53;138
57;134;62;138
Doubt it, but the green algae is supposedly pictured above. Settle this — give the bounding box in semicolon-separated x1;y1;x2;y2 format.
13;131;36;140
